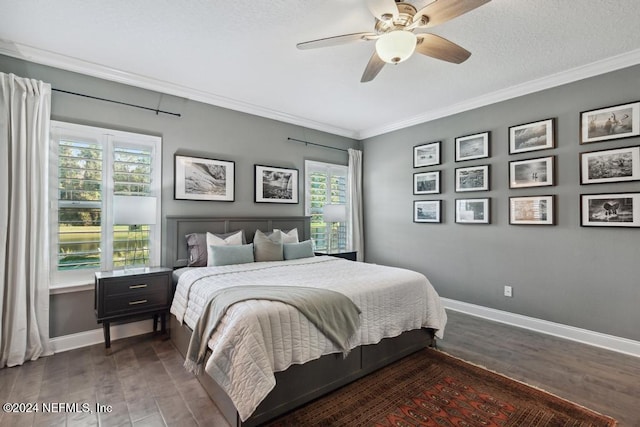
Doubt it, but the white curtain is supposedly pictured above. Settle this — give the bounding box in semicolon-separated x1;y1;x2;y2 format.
0;73;53;367
347;148;364;261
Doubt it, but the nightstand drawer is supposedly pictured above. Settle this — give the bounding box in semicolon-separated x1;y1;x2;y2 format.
103;274;169;297
103;291;169;316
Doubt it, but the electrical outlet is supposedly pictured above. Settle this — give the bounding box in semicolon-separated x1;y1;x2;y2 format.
504;285;513;297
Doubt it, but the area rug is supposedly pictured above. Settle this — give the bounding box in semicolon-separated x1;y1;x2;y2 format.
266;348;616;426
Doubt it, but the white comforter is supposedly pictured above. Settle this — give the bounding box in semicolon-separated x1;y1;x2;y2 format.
170;256;447;421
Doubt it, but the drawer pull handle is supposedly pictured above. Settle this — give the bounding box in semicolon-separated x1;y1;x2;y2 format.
129;299;148;305
129;284;148;289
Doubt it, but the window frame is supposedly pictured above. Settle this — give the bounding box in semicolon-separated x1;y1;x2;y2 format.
304;160;349;252
50;121;162;290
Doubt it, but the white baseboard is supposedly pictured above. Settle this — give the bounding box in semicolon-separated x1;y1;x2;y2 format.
50;319;154;353
441;298;640;358
50;299;640;358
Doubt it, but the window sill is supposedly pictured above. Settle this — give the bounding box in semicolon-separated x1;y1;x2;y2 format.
49;281;93;295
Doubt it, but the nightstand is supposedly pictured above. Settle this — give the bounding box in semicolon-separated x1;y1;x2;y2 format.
314;251;357;261
95;267;173;348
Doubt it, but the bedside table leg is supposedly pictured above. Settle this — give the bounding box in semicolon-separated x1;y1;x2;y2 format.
153;314;159;332
103;321;111;348
160;313;167;334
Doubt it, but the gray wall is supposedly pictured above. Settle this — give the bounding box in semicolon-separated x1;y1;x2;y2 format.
0;54;359;337
362;64;640;342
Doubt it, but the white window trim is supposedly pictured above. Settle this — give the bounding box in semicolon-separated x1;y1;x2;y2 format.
50;121;162;289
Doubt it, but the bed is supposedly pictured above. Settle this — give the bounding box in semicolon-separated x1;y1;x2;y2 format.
166;216;447;427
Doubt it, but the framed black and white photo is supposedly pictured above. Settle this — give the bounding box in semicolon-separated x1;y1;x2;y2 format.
455;131;490;162
413;200;442;223
455;198;490;224
581;192;640;227
174;154;235;201
413;171;441;194
580;146;640;184
509;155;555;189
413;141;441;167
254;165;299;203
509;195;555;225
580;101;640;144
509;118;555;154
455;165;490;192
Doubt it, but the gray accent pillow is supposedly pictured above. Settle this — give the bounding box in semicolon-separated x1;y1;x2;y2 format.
253;229;284;262
186;230;245;267
284;240;315;260
274;228;299;243
209;243;254;266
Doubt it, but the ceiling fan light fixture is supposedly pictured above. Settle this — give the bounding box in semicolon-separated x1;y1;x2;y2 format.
375;30;417;64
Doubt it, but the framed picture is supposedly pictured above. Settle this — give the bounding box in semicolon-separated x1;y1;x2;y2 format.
581;192;640;227
255;165;299;203
455;198;490;224
174;154;235;201
413;141;441;167
509;118;555;154
509;195;555;225
414;200;442;223
579;146;640;184
455;131;490;162
509;155;555;189
413;171;441;194
455;165;490;192
580;101;640;144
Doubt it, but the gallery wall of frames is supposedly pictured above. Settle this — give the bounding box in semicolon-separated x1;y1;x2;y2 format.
412;100;640;228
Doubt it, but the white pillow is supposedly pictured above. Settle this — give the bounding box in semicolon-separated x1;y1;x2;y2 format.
274;228;299;244
206;230;244;266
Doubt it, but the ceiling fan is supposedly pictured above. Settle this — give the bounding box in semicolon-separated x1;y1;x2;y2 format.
296;0;491;82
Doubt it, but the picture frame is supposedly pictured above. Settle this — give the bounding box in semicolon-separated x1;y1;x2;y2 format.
579;146;640;185
455;198;490;224
413;141;441;168
254;164;299;203
413;200;442;223
413;171;441;195
509;195;555;225
455;131;490;162
580;192;640;227
580;101;640;144
455;165;490;192
509;118;555;154
509;155;555;189
174;154;235;201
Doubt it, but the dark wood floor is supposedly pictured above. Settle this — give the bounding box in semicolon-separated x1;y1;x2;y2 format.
1;310;638;426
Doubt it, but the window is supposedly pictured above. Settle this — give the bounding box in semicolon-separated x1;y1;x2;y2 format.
305;160;349;252
50;121;161;288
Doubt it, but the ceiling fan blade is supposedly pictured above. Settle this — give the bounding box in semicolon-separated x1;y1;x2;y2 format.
361;52;386;83
415;34;471;64
297;32;376;50
367;0;399;21
414;0;491;28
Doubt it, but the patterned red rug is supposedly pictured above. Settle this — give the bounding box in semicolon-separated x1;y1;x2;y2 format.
266;348;616;426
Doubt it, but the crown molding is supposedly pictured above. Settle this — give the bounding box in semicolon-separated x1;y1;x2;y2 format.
357;48;640;139
0;39;357;139
2;39;638;141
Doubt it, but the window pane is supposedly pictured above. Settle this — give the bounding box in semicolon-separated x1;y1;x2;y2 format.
58;206;101;270
306;164;348;252
113;146;154;267
58;139;103;270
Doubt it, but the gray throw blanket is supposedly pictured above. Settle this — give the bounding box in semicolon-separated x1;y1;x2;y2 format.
184;285;361;375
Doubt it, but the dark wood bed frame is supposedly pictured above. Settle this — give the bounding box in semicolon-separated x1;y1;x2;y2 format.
165;216;435;427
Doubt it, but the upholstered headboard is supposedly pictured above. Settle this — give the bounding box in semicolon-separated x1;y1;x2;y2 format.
165;216;311;268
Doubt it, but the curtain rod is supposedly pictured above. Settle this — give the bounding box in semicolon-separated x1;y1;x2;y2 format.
287;137;348;153
52;88;182;117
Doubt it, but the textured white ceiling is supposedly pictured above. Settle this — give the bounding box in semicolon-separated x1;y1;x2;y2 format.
1;0;639;139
